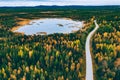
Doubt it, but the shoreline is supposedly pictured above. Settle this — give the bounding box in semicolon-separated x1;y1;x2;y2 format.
11;17;86;34
11;18;31;31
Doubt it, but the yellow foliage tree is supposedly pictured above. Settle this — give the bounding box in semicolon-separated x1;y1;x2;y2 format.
18;50;23;57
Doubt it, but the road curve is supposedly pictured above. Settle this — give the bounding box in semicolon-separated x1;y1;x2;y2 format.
85;20;99;80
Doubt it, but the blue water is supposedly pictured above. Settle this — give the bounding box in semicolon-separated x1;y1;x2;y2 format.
14;18;83;35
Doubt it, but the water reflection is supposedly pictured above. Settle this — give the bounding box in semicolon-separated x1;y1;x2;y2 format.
14;18;83;35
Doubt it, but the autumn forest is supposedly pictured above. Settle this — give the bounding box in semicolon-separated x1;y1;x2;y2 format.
0;6;120;80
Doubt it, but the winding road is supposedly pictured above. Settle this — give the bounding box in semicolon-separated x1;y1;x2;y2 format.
85;20;99;80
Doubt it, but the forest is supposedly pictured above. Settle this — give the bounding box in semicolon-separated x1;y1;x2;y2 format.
0;6;120;80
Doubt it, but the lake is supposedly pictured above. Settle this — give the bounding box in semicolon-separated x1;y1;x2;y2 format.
14;18;83;35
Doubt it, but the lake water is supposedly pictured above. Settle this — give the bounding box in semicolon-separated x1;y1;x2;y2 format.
14;18;83;35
